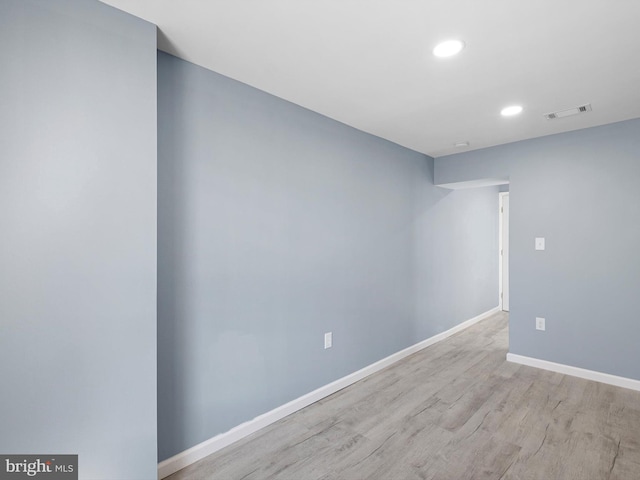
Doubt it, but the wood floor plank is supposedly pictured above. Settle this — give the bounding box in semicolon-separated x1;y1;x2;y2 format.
166;312;640;480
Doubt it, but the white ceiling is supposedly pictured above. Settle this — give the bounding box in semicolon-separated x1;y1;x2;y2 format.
100;0;640;157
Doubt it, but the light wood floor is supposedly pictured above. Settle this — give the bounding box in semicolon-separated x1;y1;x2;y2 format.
167;312;640;479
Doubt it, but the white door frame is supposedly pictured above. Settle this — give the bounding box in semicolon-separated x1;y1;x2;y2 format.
499;192;509;311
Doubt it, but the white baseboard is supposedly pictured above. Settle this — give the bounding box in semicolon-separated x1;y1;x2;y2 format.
158;306;501;479
506;353;640;392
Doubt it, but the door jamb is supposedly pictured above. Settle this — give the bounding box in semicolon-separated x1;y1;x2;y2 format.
499;192;509;311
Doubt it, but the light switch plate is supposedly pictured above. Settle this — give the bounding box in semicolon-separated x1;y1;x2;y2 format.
536;317;546;331
535;237;545;250
324;332;332;349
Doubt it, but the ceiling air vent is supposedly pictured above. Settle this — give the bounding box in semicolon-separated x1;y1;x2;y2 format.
544;103;592;120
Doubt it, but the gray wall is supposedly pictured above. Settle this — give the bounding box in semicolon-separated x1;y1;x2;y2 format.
0;1;157;478
158;52;499;460
435;118;640;380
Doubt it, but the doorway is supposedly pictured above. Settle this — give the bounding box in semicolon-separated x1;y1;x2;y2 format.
499;192;509;311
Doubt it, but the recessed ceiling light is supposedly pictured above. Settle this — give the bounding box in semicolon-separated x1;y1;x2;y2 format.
433;40;465;58
454;141;470;148
501;105;523;117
